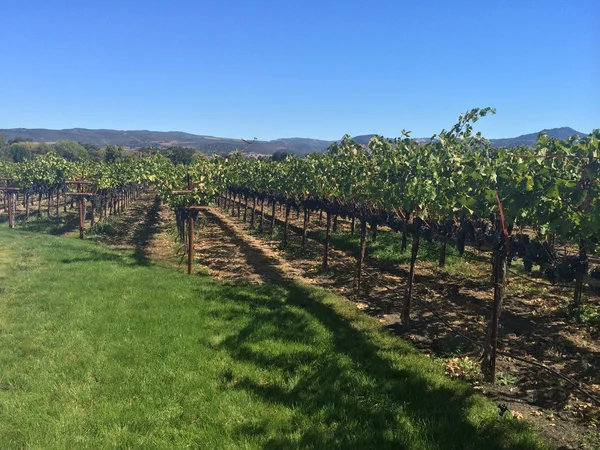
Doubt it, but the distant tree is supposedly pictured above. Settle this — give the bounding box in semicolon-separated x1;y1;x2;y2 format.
8;136;34;145
34;143;54;155
0;134;7;160
81;143;103;162
54;140;88;161
9;142;36;162
139;146;161;155
271;150;292;161
103;144;123;163
166;146;196;165
192;151;208;162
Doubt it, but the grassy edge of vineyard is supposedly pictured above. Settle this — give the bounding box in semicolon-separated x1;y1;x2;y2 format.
0;224;551;449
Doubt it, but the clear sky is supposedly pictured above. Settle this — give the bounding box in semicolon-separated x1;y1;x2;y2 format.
1;0;598;141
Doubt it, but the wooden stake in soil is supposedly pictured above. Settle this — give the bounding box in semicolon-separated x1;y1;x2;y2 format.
283;203;290;245
250;197;256;229
355;219;367;294
573;239;587;308
90;200;95;228
322;211;332;270
259;199;265;232
78;197;85;239
25;193;30;220
574;272;584;307
439;241;447;267
302;207;309;249
187;214;194;275
401;223;408;253
7;193;14;228
270;201;277;236
481;248;507;382
402;233;420;328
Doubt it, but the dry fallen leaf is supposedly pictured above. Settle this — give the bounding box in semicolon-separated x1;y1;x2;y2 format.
512;411;524;420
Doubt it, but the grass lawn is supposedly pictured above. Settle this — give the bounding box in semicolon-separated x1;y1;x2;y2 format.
0;224;547;449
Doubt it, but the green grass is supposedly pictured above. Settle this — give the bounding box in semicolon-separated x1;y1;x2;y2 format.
6;211;81;236
0;225;547;449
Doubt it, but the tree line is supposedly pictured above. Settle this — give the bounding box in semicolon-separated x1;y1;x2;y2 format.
0;135;207;165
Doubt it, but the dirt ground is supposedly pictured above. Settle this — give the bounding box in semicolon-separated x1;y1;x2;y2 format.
3;192;599;449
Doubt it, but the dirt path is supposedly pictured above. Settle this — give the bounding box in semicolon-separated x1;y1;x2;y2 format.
194;208;308;284
97;192;174;265
98;195;308;285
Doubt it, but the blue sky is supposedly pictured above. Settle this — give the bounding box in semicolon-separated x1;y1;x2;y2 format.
1;0;598;140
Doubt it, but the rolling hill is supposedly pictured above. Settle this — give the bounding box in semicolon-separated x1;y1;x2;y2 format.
0;126;588;155
489;127;586;148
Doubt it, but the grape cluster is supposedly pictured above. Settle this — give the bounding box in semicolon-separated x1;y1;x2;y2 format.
544;256;588;282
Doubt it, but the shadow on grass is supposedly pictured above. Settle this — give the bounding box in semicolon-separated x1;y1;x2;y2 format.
11;195;165;268
129;196;162;266
210;280;543;449
0;210;545;448
195;211;544;449
59;248;136;266
11;213;80;235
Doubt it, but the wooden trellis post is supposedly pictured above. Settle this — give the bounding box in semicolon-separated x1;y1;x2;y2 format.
66;180;97;239
0;180;19;229
0;178;10;213
171;176;207;275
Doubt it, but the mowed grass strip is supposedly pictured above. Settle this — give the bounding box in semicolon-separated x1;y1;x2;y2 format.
0;225;547;449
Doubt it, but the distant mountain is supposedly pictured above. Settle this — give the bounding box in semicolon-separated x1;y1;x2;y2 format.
352;134;431;145
0;127;589;155
0;128;333;156
354;128;588;148
269;137;334;154
351;134;377;145
491;127;586;148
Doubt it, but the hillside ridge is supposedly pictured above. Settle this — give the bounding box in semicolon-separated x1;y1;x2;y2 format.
0;126;588;155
